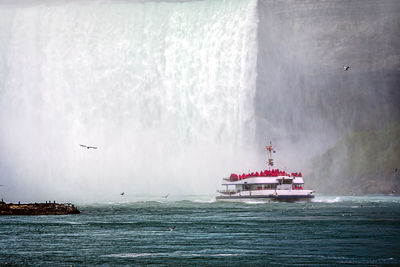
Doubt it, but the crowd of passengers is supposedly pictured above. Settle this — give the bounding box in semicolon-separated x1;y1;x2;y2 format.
229;169;302;181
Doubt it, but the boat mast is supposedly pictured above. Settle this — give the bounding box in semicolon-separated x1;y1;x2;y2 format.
267;141;274;169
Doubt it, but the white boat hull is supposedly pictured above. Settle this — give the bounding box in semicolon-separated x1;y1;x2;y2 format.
216;189;315;201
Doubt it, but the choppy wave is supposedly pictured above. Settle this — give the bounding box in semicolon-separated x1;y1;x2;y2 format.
2;194;399;266
103;252;239;258
75;195;400;207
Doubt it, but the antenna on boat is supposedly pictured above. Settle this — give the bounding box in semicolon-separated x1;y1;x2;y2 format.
266;141;274;168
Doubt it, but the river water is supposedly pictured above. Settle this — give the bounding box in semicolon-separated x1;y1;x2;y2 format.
0;195;399;266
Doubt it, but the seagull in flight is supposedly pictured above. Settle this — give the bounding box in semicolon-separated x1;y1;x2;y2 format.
343;66;350;71
120;192;125;196
169;226;176;231
80;144;98;149
162;194;169;199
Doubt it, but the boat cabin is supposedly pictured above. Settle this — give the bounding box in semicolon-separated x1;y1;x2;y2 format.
218;176;304;195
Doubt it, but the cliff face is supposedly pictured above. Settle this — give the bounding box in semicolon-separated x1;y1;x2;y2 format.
306;122;400;194
0;202;80;215
255;0;400;162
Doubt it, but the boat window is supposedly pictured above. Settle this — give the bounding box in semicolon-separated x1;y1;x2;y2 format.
282;179;292;184
263;184;276;190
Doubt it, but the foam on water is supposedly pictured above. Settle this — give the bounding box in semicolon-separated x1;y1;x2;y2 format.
192;198;216;203
103;252;240;258
72;194;400;207
312;196;342;203
242;200;268;204
312;195;400;204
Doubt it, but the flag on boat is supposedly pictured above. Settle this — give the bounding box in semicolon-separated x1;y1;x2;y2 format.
266;145;276;153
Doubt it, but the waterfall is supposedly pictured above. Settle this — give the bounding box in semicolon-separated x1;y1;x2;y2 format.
0;0;259;201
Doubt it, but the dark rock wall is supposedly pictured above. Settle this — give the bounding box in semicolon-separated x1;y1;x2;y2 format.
256;0;400;150
255;1;400;190
306;122;400;194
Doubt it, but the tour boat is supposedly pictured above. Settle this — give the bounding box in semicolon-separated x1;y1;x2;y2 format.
216;142;315;201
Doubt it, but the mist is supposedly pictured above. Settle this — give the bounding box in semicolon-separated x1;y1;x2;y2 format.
0;0;399;202
0;0;261;202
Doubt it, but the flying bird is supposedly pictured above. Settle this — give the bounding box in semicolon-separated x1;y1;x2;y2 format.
169;226;176;231
162;194;169;199
80;144;98;149
343;66;350;71
120;192;125;196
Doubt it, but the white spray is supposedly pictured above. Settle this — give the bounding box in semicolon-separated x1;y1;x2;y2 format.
0;0;259;202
